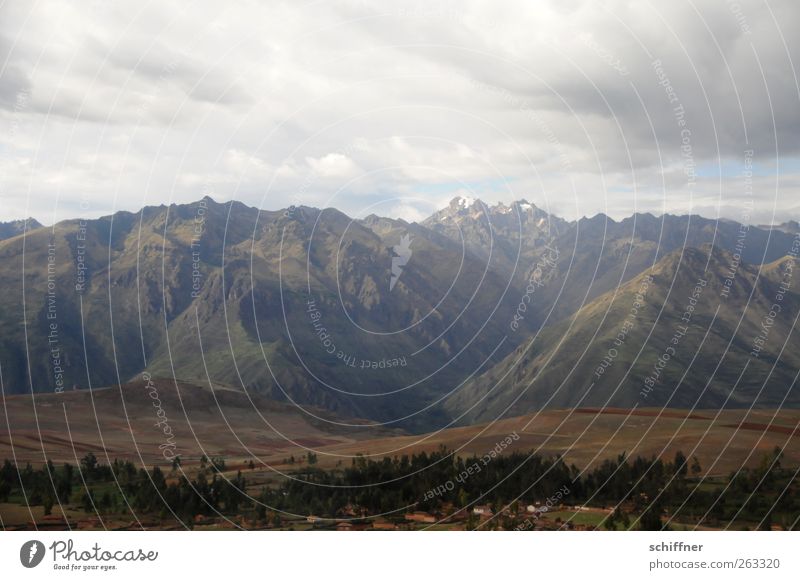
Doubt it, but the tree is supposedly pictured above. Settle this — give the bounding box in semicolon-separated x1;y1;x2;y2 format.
638;503;663;531
673;451;688;478
99;491;113;513
255;502;267;524
760;510;773;531
43;495;54;516
81;490;95;513
603;509;617;531
80;452;98;480
58;463;74;502
690;456;702;476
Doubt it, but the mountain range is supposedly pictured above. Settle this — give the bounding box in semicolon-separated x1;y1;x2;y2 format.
0;197;798;432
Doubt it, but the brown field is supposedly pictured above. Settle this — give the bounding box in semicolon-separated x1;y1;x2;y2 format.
0;380;397;474
2;382;798;478
307;407;800;476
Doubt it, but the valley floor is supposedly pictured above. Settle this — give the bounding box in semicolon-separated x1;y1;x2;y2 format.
2;383;798;531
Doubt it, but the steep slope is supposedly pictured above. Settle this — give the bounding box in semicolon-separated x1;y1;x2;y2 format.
147;201;521;426
0;197;521;430
508;211;799;330
446;245;800;423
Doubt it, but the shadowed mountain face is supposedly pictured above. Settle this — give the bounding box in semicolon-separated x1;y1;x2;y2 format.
445;246;800;423
0;197;521;430
0;196;798;431
0;218;42;241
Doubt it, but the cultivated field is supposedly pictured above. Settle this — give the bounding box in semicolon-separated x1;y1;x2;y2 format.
2;382;798;477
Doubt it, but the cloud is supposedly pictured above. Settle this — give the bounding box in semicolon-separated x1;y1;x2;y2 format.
0;0;798;224
306;153;359;178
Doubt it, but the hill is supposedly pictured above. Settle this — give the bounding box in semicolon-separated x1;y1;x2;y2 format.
446;246;800;422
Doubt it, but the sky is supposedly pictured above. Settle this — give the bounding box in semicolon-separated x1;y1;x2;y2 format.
1;0;799;226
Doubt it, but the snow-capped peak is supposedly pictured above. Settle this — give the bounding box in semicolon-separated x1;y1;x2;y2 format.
515;199;534;211
456;196;477;209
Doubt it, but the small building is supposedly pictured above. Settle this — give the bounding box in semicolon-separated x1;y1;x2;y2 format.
193;514;216;526
336;521;367;531
336;521;354;531
472;505;493;517
447;509;468;522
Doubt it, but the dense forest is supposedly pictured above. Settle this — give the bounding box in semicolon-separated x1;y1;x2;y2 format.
1;446;796;530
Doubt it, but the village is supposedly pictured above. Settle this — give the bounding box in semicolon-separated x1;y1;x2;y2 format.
2;499;626;532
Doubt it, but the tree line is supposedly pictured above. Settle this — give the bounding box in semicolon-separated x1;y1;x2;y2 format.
1;446;796;529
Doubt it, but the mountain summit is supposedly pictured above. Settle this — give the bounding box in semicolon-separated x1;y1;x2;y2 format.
422;197;568;273
0;218;43;241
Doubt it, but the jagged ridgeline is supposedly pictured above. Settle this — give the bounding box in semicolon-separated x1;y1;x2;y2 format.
0;196;798;431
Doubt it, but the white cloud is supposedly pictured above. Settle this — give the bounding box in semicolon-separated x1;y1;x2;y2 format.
305;153;359;178
1;0;799;224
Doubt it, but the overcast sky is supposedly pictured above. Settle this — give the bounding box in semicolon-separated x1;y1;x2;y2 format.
1;0;799;225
